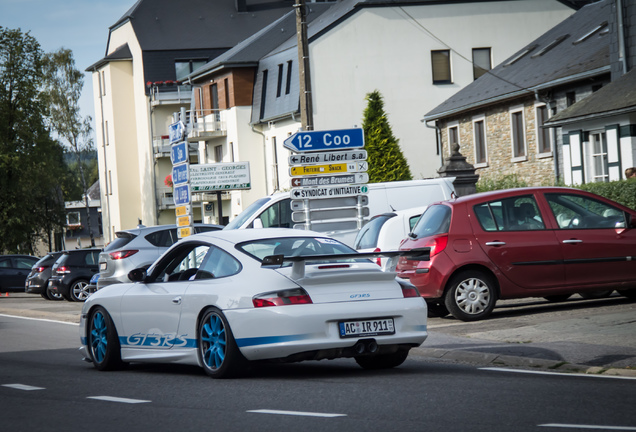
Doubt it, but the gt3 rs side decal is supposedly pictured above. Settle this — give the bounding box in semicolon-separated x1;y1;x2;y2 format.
235;334;315;348
119;333;196;348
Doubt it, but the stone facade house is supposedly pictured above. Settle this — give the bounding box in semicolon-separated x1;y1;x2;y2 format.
423;0;631;186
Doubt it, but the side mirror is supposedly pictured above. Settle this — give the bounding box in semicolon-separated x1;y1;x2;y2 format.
252;218;264;229
128;268;147;282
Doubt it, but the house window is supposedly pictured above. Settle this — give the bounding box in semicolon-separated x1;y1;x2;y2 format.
101;71;106;96
566;92;576;107
214;145;223;163
590;132;608;182
510;109;526;160
175;59;207;81
224;78;230;108
472;48;491;80
276;64;284;98
67;211;81;227
431;50;451;84
473;117;487;165
285;61;293;95
448;125;459;155
536;105;552;155
260;70;268;120
210;83;220;122
105;121;109;146
108;170;113;195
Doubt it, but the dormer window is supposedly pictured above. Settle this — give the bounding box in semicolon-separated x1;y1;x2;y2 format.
531;35;569;58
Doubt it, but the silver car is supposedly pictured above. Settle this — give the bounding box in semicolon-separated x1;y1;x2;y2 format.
97;224;222;289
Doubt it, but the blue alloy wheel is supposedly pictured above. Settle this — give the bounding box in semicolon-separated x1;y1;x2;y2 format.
88;306;123;371
198;308;247;378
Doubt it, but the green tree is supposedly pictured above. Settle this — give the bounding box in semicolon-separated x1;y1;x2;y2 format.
362;90;412;183
42;48;96;246
0;27;67;253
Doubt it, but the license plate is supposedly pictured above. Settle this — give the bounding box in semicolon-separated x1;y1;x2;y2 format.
338;318;395;338
100;262;107;271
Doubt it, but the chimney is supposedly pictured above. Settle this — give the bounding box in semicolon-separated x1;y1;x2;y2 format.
235;0;247;12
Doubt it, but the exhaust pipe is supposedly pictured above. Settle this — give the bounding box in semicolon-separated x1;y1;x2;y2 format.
354;341;366;354
353;339;378;355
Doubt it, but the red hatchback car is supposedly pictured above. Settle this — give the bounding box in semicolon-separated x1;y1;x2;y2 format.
397;187;636;321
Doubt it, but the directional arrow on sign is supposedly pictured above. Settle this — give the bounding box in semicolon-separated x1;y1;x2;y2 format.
283;128;364;153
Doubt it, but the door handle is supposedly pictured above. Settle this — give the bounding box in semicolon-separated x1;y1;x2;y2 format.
172;296;182;305
485;241;506;246
562;239;583;244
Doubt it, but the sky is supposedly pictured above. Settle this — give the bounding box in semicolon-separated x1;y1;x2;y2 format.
1;0;134;132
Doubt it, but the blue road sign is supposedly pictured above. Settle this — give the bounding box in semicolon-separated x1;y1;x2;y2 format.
283;128;364;153
172;164;189;185
169;121;185;144
171;142;189;165
173;184;191;205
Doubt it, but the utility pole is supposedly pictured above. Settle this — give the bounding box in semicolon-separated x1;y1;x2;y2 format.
295;0;314;131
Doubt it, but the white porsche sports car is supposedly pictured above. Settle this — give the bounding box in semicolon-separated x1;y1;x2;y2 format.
79;228;429;378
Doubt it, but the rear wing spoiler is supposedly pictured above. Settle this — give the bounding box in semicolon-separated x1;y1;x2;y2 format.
261;247;430;279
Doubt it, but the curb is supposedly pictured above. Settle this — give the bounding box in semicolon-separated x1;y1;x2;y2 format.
411;347;636;377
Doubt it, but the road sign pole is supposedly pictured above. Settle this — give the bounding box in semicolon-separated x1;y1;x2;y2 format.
217;191;223;225
304;199;310;230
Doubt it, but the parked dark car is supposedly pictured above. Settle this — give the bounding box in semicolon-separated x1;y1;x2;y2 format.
0;255;39;292
25;252;63;300
49;249;101;302
397;187;636;321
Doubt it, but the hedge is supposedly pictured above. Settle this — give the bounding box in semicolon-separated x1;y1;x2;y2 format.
476;175;636;210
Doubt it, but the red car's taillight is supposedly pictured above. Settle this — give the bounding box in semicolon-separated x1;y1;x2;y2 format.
427;235;448;257
253;288;313;307
109;250;139;260
373;247;382;266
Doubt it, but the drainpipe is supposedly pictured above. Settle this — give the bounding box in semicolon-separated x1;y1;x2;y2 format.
617;0;628;75
97;69;112;242
251;124;270;195
424;119;444;169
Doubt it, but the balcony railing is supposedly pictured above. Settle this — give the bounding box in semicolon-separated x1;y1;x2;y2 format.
152;136;199;159
186;109;226;140
149;82;192;106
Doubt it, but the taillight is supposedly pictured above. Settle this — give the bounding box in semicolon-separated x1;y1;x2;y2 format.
398;279;420;298
56;266;70;275
427;235;448;257
109;250;139;260
253;288;313;307
35;266;48;273
373;247;382;266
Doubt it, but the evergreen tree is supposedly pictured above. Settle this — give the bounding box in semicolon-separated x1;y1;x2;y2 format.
362;90;412;183
0;27;67;253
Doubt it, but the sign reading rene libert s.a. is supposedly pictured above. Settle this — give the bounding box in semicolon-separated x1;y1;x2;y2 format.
190;162;251;192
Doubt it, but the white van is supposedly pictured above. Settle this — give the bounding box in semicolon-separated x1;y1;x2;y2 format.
224;178;456;245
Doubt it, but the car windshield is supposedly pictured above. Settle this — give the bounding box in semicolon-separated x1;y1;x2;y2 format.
236;236;366;265
353;214;394;249
224;197;271;230
411;204;451;238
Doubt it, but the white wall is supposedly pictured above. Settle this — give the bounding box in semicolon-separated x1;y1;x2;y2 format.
310;1;575;178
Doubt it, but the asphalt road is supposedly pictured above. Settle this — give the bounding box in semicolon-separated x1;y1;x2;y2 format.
1;315;635;432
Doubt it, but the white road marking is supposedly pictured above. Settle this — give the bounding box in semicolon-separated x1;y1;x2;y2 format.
0;313;78;326
538;424;636;430
87;396;151;404
247;409;346;418
480;367;636;380
2;384;45;391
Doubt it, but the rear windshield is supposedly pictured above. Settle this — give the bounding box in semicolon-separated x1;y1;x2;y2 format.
34;253;62;267
66;250;100;266
353;214;394;249
104;233;137;251
237;236;364;265
411;205;451;238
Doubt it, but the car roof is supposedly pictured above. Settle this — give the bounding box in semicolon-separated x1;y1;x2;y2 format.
443;187;615;206
184;227;331;245
115;223;223;236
